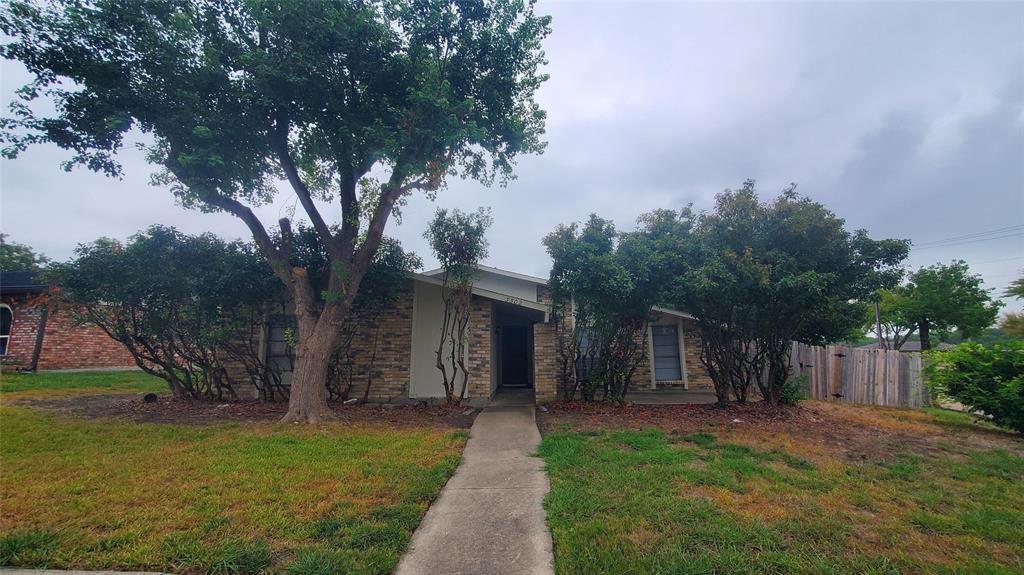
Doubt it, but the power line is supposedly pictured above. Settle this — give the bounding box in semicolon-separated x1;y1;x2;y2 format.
912;231;1024;250
913;224;1024;248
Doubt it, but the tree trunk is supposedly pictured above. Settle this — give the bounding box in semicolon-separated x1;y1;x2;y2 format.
280;295;347;424
281;337;334;424
918;320;932;351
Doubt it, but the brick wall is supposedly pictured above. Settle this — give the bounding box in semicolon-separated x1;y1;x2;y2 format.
1;295;42;369
466;296;493;398
219;281;416;402
533;321;558;403
680;322;714;390
345;284;414;402
1;294;136;371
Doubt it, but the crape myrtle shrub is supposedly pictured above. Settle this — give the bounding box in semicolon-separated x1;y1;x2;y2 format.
51;225;419;401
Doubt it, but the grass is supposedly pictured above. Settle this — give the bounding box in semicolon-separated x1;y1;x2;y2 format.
539;417;1024;574
0;374;466;574
0;369;165;397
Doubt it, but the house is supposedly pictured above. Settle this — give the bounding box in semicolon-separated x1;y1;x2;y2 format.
232;265;713;404
0;271;136;371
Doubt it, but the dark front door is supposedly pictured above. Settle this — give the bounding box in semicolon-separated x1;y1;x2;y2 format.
500;325;530;388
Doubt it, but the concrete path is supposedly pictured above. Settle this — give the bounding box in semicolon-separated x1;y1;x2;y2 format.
395;392;554;575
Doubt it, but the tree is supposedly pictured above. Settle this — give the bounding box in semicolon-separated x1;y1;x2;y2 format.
50;226;285;399
1001;314;1024;338
1;0;550;423
0;234;47;271
877;262;1002;350
926;341;1024;434
1005;275;1024;300
544;214;665;402
664;181;909;405
424;207;491;404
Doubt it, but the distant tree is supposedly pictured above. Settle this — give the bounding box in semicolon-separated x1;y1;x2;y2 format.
1;0;550;423
544;214;665;402
0;234;47;271
1001;315;1024;338
1005;275;1024;300
877;262;1002;351
664;181;909;404
424;207;492;404
1000;275;1024;338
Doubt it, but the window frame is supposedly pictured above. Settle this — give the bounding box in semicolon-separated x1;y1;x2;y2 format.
0;303;12;356
651;323;683;382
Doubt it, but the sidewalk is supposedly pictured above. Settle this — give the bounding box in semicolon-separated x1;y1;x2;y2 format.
395;394;554;575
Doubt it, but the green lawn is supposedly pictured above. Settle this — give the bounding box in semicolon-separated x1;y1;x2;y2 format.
0;373;467;574
539;411;1024;574
0;369;165;396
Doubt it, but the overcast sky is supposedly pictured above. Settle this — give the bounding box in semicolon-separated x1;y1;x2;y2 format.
1;1;1022;312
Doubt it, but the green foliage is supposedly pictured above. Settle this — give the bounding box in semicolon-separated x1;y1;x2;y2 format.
0;233;47;271
48;225;285;399
779;373;807;405
424;207;493;285
926;341;1024;433
424;207;492;403
1005;275;1024;300
1;0;550;196
660;181;908;404
876;261;1002;350
544;214;666;401
1002;314;1024;338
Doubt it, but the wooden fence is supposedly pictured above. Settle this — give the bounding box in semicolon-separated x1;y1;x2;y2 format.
788;342;928;408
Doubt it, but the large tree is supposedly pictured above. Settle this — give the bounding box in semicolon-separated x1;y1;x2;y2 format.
1;0;550;422
663;181;909;404
877;261;1002;350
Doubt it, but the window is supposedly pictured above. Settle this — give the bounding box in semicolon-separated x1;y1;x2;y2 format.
575;327;600;381
266;314;297;385
0;305;11;355
652;324;682;381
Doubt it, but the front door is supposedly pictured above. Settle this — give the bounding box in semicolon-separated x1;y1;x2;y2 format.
500;325;530;388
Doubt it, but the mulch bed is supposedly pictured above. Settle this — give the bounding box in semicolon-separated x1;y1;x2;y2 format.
17;393;477;429
537;400;1022;462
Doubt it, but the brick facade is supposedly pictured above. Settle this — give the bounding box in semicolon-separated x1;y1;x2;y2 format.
1;294;136;371
466;296;493;398
532;321;558;403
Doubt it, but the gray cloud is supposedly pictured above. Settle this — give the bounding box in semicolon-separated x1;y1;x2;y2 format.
2;1;1022;310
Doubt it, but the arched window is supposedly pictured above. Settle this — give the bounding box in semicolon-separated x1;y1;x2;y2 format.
0;304;12;356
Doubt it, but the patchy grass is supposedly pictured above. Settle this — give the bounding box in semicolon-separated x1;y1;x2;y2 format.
0;404;465;574
0;370;164;398
539;403;1023;574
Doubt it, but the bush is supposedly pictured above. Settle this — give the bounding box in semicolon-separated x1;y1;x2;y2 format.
779;374;808;405
926;341;1024;433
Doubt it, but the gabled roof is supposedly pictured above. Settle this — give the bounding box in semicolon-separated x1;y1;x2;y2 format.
421;264;548;285
412;273;549;320
0;270;48;295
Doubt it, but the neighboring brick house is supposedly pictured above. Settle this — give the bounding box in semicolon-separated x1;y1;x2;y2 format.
236;265;712;405
0;271;136;372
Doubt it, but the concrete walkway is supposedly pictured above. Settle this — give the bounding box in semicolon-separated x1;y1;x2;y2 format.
395;392;554;575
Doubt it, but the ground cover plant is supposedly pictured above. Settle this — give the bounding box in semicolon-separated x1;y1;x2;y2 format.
538;401;1023;574
0;373;468;574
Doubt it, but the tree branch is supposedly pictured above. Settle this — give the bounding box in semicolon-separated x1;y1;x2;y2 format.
272;112;340;260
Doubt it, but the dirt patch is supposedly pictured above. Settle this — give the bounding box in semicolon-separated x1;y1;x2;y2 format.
537;400;1021;462
17;392;477;429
